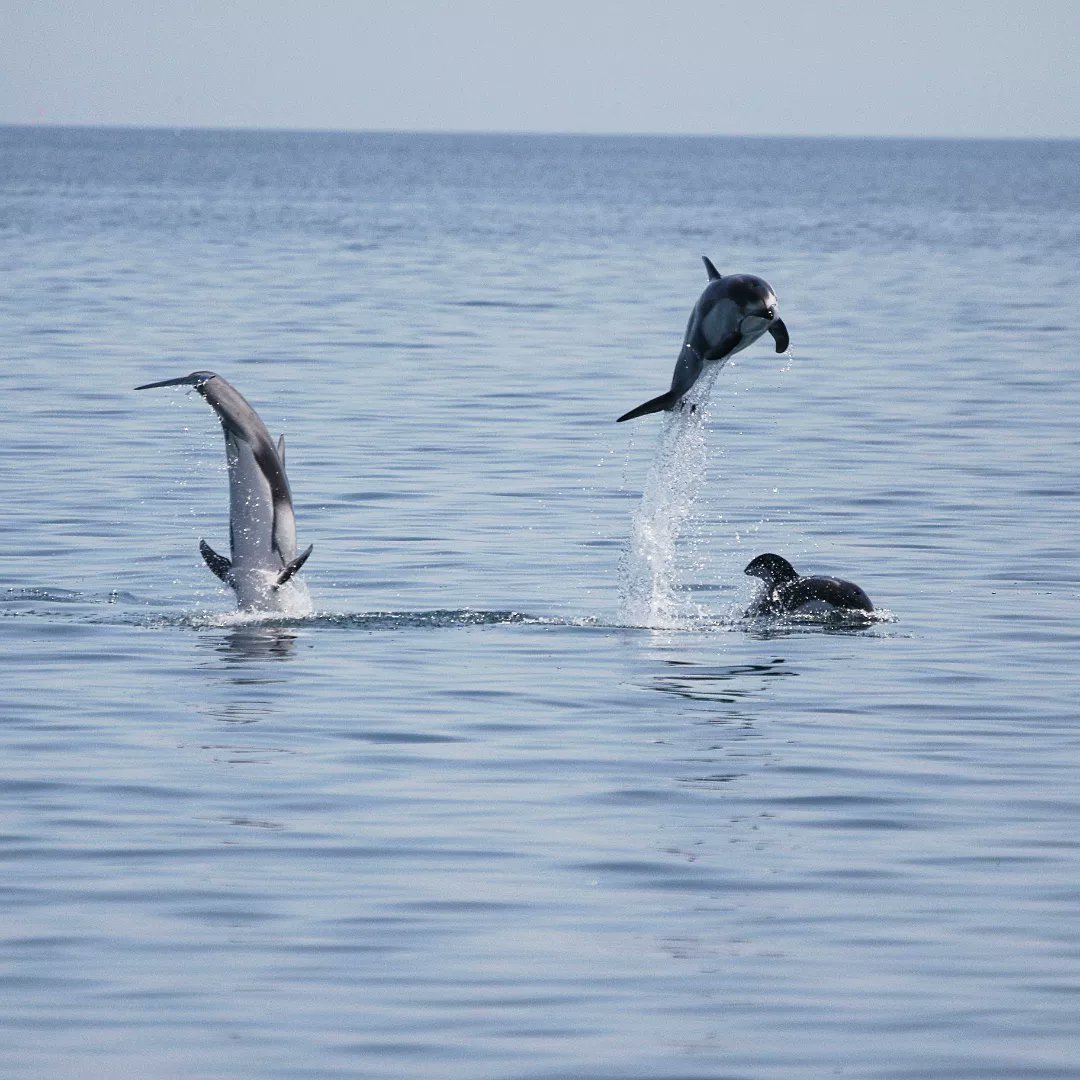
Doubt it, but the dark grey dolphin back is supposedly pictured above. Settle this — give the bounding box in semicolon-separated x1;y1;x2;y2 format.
781;575;874;613
198;376;296;551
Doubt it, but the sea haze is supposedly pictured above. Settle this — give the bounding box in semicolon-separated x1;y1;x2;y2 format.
1;127;1078;1079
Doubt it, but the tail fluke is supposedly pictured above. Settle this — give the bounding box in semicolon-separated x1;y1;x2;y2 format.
274;545;313;590
199;540;233;583
616;389;680;423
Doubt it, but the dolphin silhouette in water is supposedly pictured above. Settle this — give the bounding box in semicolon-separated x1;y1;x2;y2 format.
743;553;873;617
617;256;789;422
135;371;312;612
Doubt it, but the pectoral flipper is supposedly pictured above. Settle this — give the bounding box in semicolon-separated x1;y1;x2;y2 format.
199;540;233;582
275;545;313;589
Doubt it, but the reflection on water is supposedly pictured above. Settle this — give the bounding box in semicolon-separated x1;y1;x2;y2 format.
651;657;795;704
742;609;897;639
196;699;279;726
646;658;790;789
207;624;302;664
189;627;301;728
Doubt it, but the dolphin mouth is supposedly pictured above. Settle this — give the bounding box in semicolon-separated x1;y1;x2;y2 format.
739;314;772;335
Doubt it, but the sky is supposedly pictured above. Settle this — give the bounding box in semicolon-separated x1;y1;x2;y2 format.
2;1;1078;138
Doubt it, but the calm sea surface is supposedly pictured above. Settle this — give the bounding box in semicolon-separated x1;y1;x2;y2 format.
2;127;1079;1079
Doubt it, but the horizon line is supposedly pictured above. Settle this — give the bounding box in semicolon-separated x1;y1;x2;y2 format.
2;120;1078;143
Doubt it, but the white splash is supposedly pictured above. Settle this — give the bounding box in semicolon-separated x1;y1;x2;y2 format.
619;365;722;629
270;577;314;619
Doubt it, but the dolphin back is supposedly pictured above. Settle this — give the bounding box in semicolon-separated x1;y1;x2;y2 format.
196;375;303;572
199;377;294;513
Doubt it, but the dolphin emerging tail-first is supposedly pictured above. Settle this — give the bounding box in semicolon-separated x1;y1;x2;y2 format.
135;371;312;613
616;256;789;422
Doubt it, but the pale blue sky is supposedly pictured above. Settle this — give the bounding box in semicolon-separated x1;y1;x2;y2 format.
2;1;1077;137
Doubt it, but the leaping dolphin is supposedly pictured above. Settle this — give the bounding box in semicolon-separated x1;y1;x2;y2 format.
135;371;312;613
617;256;789;422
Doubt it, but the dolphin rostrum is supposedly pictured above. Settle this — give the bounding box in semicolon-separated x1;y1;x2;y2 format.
617;256;789;422
135;371;312;612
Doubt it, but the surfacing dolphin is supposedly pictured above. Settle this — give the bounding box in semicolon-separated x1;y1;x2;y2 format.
616;256;789;422
135;371;312;613
743;553;873;617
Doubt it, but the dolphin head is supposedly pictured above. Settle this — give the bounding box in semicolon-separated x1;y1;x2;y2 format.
744;553;799;587
721;274;782;343
722;273;789;354
691;269;788;364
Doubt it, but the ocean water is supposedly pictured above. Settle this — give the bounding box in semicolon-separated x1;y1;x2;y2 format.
2;127;1079;1079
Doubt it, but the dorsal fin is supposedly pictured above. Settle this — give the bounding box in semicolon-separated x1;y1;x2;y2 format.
701;255;722;281
199;539;232;583
277;435;285;466
274;544;312;590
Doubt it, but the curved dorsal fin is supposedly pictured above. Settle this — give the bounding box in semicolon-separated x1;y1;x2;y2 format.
701;255;722;281
277;434;285;466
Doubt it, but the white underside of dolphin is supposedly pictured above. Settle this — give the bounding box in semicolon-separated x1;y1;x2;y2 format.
136;371;313;614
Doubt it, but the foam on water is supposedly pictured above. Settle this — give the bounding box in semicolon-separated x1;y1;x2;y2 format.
262;574;314;619
5;584;894;639
1;586;599;635
180;608;547;631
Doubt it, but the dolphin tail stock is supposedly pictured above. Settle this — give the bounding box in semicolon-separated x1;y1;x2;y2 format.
274;545;313;590
768;318;790;353
616;389;681;423
134;371;218;391
701;255;722;281
199;540;233;583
